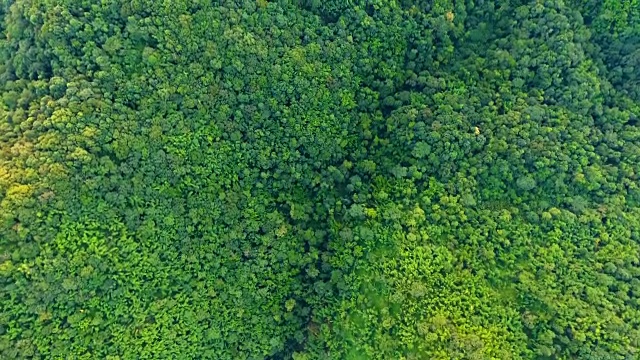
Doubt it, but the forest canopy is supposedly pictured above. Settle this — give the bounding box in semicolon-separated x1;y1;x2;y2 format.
1;0;640;359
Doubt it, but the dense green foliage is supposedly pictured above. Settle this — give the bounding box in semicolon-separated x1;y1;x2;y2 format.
1;0;640;359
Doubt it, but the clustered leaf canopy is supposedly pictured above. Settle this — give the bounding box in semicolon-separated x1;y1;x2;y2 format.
1;0;639;359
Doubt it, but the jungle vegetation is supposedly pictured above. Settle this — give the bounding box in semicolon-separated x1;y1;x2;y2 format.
1;0;640;359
